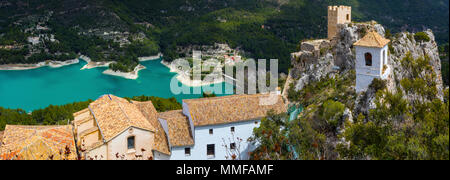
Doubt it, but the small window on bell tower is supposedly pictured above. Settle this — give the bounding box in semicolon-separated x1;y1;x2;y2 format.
365;53;372;66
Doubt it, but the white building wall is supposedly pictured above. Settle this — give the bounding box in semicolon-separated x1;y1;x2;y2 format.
355;45;389;92
153;150;171;160
170;120;260;160
86;144;107;160
106;127;154;160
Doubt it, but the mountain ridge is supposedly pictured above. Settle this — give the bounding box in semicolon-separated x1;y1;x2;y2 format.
0;0;448;74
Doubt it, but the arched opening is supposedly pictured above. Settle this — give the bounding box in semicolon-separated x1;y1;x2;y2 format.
346;14;350;21
127;136;135;150
365;53;372;66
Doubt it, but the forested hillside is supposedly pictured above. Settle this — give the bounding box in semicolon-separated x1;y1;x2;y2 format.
0;0;448;73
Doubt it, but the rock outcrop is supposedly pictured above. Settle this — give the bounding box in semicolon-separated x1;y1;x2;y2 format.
388;29;444;99
333;21;385;69
289;21;388;92
355;29;444;117
290;39;335;91
288;21;444;127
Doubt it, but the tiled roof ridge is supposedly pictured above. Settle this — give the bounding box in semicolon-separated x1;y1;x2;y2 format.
1;125;77;160
112;95;134;129
74;116;93;125
89;94;156;142
16;136;52;159
73;108;89;117
5;124;72;128
4;125;71;141
353;31;390;48
184;93;266;103
373;31;386;46
88;105;105;142
158;110;194;147
79;126;99;137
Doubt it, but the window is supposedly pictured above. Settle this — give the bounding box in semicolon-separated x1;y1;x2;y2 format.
365;53;372;66
185;148;191;156
209;129;213;135
207;144;215;157
127;136;135;149
230;143;236;150
346;14;350;21
231;127;235;133
383;50;387;65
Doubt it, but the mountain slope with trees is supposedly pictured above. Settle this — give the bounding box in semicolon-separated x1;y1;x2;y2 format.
0;0;448;73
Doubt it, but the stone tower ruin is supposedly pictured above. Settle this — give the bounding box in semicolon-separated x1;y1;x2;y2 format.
328;6;352;39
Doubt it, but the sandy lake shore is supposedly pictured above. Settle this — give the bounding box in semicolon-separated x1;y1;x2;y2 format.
1;53;160;80
79;55;114;70
102;64;146;80
0;59;79;70
138;53;163;62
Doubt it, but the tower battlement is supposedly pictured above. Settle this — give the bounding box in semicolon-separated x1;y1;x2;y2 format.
328;5;351;12
328;5;352;39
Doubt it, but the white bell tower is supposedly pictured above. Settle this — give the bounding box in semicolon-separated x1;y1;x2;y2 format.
353;31;391;92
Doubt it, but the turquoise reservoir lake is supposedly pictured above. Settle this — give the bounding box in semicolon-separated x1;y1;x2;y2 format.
0;59;232;112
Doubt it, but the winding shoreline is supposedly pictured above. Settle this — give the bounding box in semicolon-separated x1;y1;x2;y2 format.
79;56;114;70
0;59;79;70
138;53;163;62
102;64;146;80
1;53;162;80
0;53;226;82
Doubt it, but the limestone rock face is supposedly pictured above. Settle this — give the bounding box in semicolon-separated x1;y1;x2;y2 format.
333;22;385;69
355;29;444;117
388;29;444;99
288;22;444;118
289;22;385;92
291;47;335;91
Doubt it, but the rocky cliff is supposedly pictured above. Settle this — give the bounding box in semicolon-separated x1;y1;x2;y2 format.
289;21;444;110
289;21;388;92
286;22;445;159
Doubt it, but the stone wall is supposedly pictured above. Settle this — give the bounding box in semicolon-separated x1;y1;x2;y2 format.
328;6;351;39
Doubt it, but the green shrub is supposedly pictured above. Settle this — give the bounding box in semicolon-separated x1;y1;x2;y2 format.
321;100;345;130
385;29;392;39
388;44;395;55
414;32;431;42
369;78;387;92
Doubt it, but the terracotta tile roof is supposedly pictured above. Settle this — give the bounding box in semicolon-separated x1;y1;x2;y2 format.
73;110;94;125
353;31;390;48
73;108;90;118
158;110;194;147
0;125;77;160
89;95;156;142
184;94;287;127
79;127;99;138
134;101;171;155
0;131;3;145
85;141;104;151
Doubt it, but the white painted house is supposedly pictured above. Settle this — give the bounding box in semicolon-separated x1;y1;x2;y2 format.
73;94;286;160
73;95;170;160
354;31;391;92
158;94;287;160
